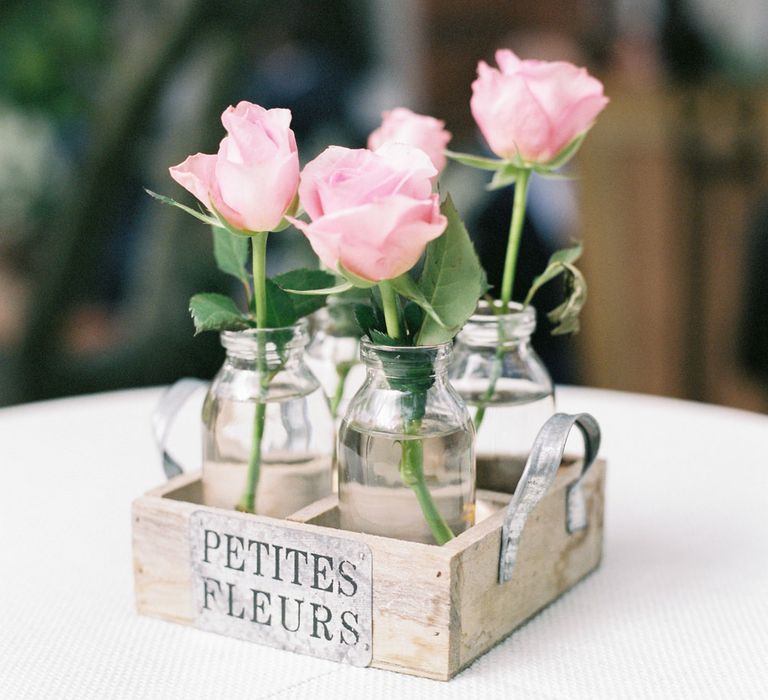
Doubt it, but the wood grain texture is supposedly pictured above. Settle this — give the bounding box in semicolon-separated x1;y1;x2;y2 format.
132;491;197;624
132;458;606;680
452;459;605;674
289;495;455;678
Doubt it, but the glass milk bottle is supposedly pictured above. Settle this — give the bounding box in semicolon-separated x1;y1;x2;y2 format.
449;302;554;489
306;301;363;423
338;340;476;544
202;320;334;516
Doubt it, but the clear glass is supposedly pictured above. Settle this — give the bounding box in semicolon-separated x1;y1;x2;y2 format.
449;302;555;480
306;302;363;423
338;340;476;545
202;320;334;517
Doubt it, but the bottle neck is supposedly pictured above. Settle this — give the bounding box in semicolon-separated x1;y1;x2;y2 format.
360;340;452;385
456;301;537;349
220;321;309;369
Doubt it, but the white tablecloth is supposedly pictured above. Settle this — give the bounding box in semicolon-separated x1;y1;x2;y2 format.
1;386;766;699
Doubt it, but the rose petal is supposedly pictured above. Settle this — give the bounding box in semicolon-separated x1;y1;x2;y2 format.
368;107;452;175
495;49;522;73
297;195;445;282
300;146;417;218
287;216;342;272
550;92;609;155
374;142;437;197
470;50;607;163
215;144;299;232
168;153;218;209
472;72;553;161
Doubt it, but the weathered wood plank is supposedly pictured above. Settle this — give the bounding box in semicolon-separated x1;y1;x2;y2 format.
452;459;606;674
132;458;606;680
132;494;196;624
287;496;455;678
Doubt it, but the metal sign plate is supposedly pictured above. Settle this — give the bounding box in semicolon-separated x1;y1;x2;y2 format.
189;510;372;667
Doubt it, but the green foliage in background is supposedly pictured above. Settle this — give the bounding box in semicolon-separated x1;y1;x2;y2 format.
0;0;110;119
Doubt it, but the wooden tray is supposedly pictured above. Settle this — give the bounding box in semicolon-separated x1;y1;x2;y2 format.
132;414;605;680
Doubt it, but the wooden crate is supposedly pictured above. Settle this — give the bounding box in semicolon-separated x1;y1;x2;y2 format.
132;452;605;680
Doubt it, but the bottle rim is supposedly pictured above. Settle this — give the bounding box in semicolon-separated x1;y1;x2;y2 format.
469;300;536;322
359;337;453;353
219;318;310;356
359;337;453;374
458;301;537;345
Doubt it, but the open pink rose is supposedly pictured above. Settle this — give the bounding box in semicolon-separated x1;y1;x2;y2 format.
368;107;452;175
169;102;299;232
471;49;608;164
291;143;447;282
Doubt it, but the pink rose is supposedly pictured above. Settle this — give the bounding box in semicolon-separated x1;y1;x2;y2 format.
292;143;447;283
368;107;452;175
169;102;299;232
470;49;608;164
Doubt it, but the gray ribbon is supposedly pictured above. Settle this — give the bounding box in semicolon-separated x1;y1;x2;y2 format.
152;378;207;479
498;412;601;583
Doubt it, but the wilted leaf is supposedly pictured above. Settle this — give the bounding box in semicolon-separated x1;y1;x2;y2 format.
523;243;583;305
547;263;587;335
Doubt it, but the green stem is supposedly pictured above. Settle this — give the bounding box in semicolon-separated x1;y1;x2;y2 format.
400;419;454;545
477;171;530;433
378;280;401;340
252;232;268;327
376;281;453;544
473;345;504;432
330;361;353;420
238;232;269;514
238;399;265;512
500;168;531;308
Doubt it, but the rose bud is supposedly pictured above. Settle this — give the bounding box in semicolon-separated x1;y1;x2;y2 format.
291;143;447;283
169;102;300;233
470;49;608;165
368;107;452;176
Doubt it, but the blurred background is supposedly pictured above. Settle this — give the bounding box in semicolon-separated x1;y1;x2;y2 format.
1;0;767;411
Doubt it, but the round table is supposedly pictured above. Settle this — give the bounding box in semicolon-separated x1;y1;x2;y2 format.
1;386;766;698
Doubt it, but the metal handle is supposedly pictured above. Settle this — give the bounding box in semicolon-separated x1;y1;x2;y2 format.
498;412;601;583
152;378;207;479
